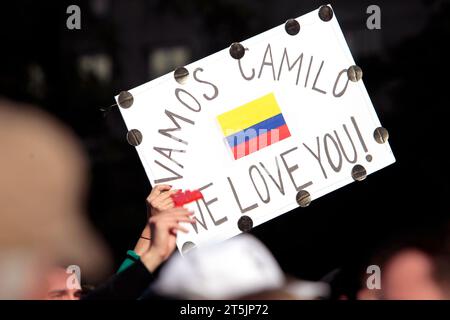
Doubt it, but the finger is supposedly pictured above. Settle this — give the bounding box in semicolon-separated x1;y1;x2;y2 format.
155;189;178;202
149;210;192;224
178;216;197;224
168;223;189;233
159;215;194;225
160;203;175;211
149;198;164;210
148;185;172;201
154;184;172;191
153;209;193;220
163;208;192;216
149;195;171;208
171;211;195;221
150;190;177;209
158;198;175;209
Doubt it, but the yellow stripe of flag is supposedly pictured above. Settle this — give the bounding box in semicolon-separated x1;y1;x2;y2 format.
217;93;281;136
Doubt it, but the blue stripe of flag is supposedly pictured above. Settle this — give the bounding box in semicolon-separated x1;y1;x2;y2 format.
225;113;287;148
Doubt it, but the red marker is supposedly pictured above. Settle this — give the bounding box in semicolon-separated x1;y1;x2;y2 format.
170;189;203;207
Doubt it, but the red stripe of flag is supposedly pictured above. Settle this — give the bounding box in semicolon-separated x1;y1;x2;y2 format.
232;124;291;160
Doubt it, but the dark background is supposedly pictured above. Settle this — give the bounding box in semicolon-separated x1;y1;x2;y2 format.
1;0;449;294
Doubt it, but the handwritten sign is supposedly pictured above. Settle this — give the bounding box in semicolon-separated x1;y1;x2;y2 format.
115;5;395;253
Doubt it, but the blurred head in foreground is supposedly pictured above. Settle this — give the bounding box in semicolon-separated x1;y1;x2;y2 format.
149;234;330;300
358;234;450;300
44;266;82;300
0;99;110;299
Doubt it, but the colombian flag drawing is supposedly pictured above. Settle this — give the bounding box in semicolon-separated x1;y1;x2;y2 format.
217;93;291;160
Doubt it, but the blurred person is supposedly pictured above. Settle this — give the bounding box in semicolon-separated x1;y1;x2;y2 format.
357;236;450;300
381;249;447;300
0;98;195;300
0;99;110;299
44;267;82;300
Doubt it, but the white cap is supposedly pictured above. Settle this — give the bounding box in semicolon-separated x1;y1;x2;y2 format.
151;234;285;299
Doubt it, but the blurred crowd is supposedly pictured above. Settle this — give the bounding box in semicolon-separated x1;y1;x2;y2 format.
0;99;449;300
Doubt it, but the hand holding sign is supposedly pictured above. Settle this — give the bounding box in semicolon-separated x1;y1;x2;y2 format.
147;184;178;215
134;185;177;255
140;208;195;272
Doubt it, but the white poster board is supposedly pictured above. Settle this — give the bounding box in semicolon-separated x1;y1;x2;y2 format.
115;5;395;253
